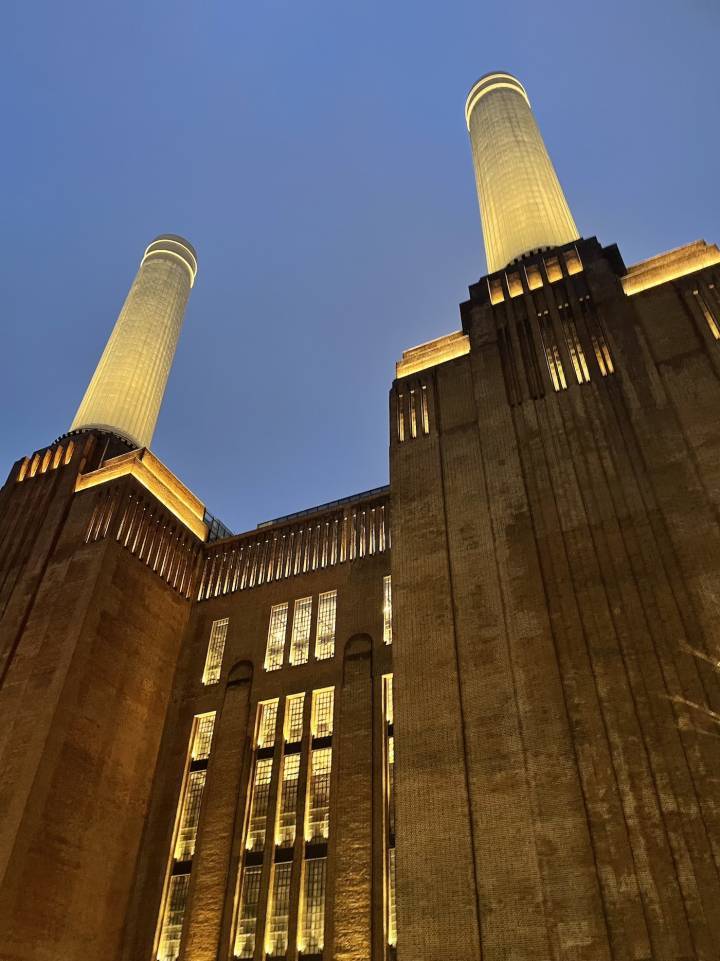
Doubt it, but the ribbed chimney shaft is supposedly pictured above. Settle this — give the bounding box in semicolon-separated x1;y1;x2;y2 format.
466;72;578;274
70;235;197;449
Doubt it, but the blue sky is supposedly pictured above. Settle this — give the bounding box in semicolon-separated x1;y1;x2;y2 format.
2;0;718;533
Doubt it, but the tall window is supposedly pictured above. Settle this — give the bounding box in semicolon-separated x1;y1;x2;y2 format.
383;575;392;645
155;712;216;961
266;862;293;956
233;865;262;959
383;675;396;951
257;699;279;749
265;602;288;671
247;757;273;851
202;617;228;685
306;747;332;843
314;590;337;660
311;688;334;739
299;857;326;954
276;753;301;847
290;596;312;665
284;693;305;744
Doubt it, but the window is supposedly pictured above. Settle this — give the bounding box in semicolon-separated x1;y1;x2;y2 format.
155;713;216;961
388;848;397;947
233;864;262;959
265;602;288;671
257;700;279;749
174;770;207;861
383;575;392;645
192;713;216;760
299;857;326;954
284;693;305;744
314;591;336;660
694;288;720;340
156;873;191;961
276;753;301;847
420;384;430;434
202;617;228;685
311;688;334;739
266;862;293;956
246;757;273;851
383;675;396;948
290;596;312;665
306;747;332;843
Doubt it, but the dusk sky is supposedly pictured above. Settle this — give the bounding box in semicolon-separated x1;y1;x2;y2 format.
2;0;718;534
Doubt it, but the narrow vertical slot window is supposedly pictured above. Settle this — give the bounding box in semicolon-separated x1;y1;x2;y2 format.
264;602;288;672
246;757;273;852
299;857;326;954
311;688;334;739
314;590;336;660
306;747;332;843
156;873;191;961
397;393;405;443
155;712;216;961
559;306;590;383
383;575;392;645
694;289;720;340
202;617;228;685
284;693;305;745
388;849;397;948
290;596;312;665
276;753;301;847
233;864;262;959
420;384;430;434
538;313;567;391
266;862;293;956
409;388;418;438
257;699;279;750
173;769;207;861
383;674;396;951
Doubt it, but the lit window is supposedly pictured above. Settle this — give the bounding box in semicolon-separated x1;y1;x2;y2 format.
246;757;273;851
387;734;395;837
420;384;430;434
559;308;590;384
174;770;207;861
284;693;305;744
290;597;312;665
693;289;720;340
311;688;334;739
156;873;191;961
314;591;336;661
233;865;262;959
155;712;216;961
299;858;326;953
397;393;405;442
276;753;300;847
266;862;293;956
538;313;567;391
192;712;216;761
383;675;394;726
383;575;392;645
305;747;332;843
264;602;288;671
202;617;228;685
409;388;418;438
257;700;279;749
388;848;397;947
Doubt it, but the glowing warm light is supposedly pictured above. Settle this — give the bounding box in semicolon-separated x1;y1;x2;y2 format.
466;71;578;273
622;240;720;295
201;617;228;685
74;447;208;540
70;234;197;449
396;330;470;378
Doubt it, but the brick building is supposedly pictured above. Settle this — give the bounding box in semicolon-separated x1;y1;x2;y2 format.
1;71;719;961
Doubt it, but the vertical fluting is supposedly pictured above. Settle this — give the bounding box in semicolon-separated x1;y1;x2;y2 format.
466;72;578;274
70;234;197;449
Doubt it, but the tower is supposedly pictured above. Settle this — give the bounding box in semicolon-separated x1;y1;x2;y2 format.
466;71;578;272
70;234;198;449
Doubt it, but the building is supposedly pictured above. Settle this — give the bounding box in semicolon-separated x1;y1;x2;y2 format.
1;70;720;961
